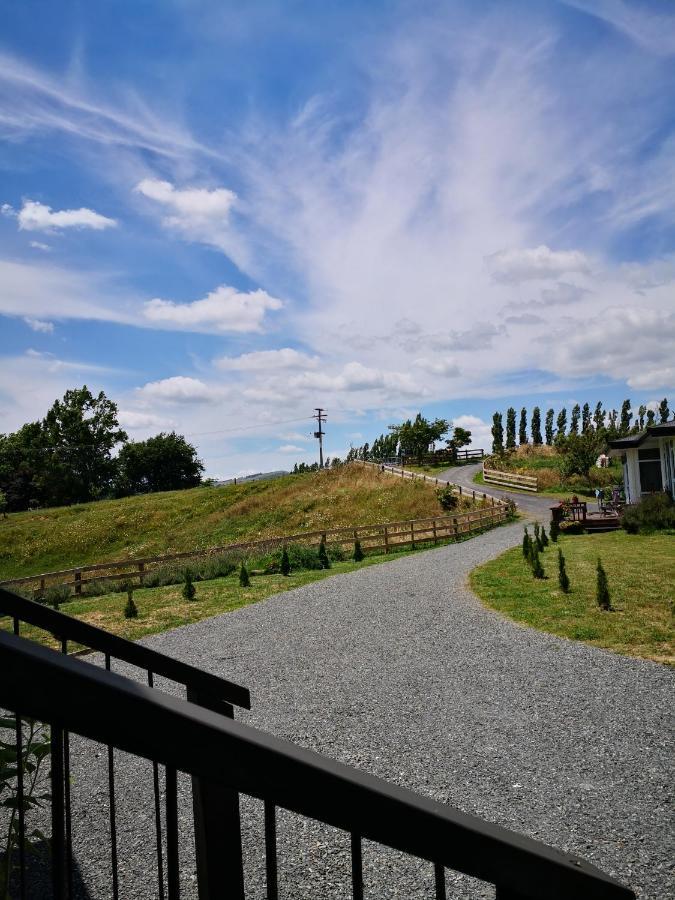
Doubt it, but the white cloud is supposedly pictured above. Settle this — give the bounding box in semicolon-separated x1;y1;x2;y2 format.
136;376;222;404
13;199;116;232
564;0;675;57
29;241;51;251
23;317;54;333
277;444;305;453
413;358;460;377
142;285;283;334
118;410;169;430
215;348;319;371
452;414;492;451
627;367;675;391
134;178;248;263
485;246;591;284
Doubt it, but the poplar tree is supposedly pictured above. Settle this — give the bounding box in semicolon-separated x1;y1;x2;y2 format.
593;401;605;432
545;409;554;445
491;412;504;454
531;407;542;444
638;405;646;431
659;398;670;423
620;399;632;435
581;403;591;434
570;404;580;435
646;408;656;426
556;408;567;442
506;408;516;450
518;408;527;444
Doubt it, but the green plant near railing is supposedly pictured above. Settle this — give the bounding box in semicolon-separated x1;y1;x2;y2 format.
0;715;51;900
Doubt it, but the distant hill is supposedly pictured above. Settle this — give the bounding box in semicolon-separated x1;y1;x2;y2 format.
0;464;443;580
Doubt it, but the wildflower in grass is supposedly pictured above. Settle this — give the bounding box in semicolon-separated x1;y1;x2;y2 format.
239;563;250;587
353;540;364;562
557;549;570;593
596;558;612;610
280;546;291;576
182;570;196;601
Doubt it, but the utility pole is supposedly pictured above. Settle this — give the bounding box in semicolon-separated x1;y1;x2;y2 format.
313;408;326;468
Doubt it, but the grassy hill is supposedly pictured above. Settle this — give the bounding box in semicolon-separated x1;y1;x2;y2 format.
0;464;445;580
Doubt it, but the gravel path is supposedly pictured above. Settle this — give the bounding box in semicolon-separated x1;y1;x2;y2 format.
42;522;672;899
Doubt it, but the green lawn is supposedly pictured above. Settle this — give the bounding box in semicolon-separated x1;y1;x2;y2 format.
3;543;449;650
470;531;675;665
0;465;445;581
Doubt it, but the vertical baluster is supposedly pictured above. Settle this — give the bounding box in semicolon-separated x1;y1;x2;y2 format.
147;672;166;900
60;639;73;899
12;617;27;900
51;723;66;900
104;654;119;900
434;862;446;899
350;833;363;900
165;766;180;900
264;800;278;900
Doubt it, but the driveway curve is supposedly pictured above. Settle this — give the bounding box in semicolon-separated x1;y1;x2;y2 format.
439;462;555;520
62;520;673;899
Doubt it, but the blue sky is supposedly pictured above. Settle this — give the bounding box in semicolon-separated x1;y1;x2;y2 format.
1;0;674;477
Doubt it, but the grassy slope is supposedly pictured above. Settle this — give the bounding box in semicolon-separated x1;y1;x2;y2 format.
0;465;444;580
470;531;675;665
480;444;623;496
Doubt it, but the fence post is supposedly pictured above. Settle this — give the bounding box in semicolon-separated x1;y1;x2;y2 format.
188;691;244;900
453;518;458;540
472;490;475;501
74;570;81;596
384;525;389;553
410;521;415;549
432;520;437;544
459;485;462;497
138;562;145;585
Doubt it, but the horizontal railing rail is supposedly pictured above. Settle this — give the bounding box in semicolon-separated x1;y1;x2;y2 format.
483;463;538;492
1;629;635;900
1;498;507;596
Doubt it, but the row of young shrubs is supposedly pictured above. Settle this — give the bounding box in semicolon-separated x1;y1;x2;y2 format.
522;522;612;610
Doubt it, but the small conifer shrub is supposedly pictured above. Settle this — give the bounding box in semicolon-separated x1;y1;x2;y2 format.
533;522;543;552
318;536;331;569
280;546;291;576
353;540;364;562
540;526;549;548
549;519;560;542
557;549;570;593
124;588;138;619
531;546;545;579
522;527;532;559
239;563;250;587
596;558;612;610
182;570;196;601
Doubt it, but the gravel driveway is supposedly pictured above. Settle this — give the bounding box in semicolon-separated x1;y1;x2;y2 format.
46;521;672;899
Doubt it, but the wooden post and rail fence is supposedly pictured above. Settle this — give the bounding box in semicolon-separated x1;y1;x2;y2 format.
1;502;509;600
481;462;538;492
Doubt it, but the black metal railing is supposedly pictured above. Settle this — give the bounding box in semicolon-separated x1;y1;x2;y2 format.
0;587;249;900
0;593;635;900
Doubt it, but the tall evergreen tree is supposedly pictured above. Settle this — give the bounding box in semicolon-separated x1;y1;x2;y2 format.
638;405;646;431
606;409;618;435
556;408;567;442
506;407;516;450
569;404;580;435
581;402;591;434
491;412;504;454
593;401;605;432
659;398;670;423
545;409;554;445
646;408;656;426
619;399;632;434
518;408;527;444
531;407;542;445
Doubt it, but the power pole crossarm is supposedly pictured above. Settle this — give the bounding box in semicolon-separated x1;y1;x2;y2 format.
313;408;326;469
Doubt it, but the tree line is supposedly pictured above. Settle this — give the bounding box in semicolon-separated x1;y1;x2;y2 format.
490;398;670;455
0;386;203;512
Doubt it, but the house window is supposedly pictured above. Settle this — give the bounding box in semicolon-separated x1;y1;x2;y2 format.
638;448;662;493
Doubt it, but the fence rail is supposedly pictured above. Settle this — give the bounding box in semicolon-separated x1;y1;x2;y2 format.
1;624;635;899
482;463;538;492
1;497;508;597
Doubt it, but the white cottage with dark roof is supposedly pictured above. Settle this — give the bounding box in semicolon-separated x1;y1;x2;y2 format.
609;421;675;503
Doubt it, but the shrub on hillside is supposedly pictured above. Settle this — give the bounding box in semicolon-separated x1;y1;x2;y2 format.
124;589;138;619
353;540;364;562
280;546;291;576
318;536;331;569
436;485;459;510
182;570;196;601
239;563;250;587
622;494;675;534
43;584;71;609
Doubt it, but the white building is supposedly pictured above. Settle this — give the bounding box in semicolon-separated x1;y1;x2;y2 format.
609;421;675;503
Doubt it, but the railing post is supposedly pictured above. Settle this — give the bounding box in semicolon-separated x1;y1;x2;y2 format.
384;525;389;553
188;691;244;900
